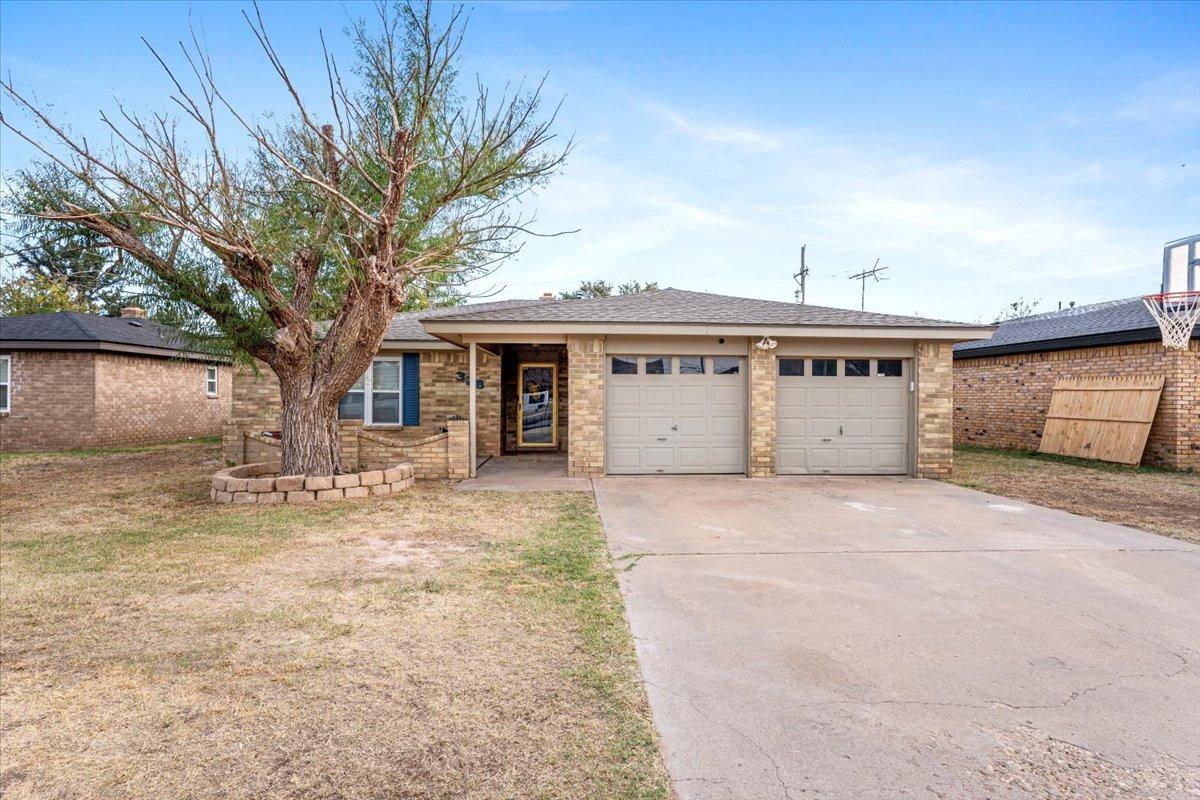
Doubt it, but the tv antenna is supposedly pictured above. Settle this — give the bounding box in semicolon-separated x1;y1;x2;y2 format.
847;259;889;310
793;245;810;304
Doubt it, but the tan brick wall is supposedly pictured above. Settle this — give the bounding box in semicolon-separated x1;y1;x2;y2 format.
0;350;228;452
446;419;470;480
954;340;1199;470
223;349;501;466
93;354;230;448
501;344;568;452
916;342;954;478
566;335;605;477
0;351;97;451
747;344;776;477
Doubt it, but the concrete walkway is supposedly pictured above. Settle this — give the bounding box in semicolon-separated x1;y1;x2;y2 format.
595;475;1200;799
455;454;593;492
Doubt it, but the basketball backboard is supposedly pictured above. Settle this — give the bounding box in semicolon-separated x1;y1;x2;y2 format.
1162;234;1199;293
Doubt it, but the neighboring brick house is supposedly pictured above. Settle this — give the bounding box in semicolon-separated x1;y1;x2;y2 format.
954;298;1199;470
227;289;990;479
0;308;231;452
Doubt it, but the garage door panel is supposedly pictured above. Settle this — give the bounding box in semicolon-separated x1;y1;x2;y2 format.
875;387;906;408
810;417;839;438
642;385;675;407
842;386;873;407
676;447;709;468
709;385;743;406
711;415;743;438
643;416;675;437
609;416;641;440
809;386;840;407
710;447;745;470
841;418;873;438
642;447;675;469
675;385;709;407
609;385;641;407
608;447;642;470
777;360;910;475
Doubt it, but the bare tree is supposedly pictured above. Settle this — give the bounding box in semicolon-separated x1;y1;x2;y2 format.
1;2;568;475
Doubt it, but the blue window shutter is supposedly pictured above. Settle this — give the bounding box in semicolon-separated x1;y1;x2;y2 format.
402;353;420;426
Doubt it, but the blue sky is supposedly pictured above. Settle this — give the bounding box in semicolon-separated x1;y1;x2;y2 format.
2;0;1197;322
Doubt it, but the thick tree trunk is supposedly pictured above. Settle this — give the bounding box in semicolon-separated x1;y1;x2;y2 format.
278;376;342;476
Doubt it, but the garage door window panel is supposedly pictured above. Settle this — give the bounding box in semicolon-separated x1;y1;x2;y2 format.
678;356;705;375
611;355;638;375
845;359;870;377
812;359;837;377
712;357;740;375
779;358;804;377
645;356;672;375
876;359;903;377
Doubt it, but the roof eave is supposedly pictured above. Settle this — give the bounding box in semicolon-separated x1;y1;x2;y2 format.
953;327;1178;359
0;339;230;362
421;319;994;342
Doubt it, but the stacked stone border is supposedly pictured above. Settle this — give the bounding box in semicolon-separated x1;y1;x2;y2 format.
211;462;415;504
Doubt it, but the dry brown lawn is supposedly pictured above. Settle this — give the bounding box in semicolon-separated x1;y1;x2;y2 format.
951;446;1200;544
0;442;671;799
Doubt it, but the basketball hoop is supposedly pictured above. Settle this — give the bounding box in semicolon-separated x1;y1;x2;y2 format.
1143;291;1200;349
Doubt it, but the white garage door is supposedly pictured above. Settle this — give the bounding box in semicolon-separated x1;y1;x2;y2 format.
777;357;910;475
607;354;746;474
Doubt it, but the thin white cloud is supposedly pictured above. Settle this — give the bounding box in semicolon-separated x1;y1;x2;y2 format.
641;102;783;152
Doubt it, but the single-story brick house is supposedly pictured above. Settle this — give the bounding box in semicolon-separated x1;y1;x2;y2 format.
954;298;1199;470
228;288;991;479
0;308;231;452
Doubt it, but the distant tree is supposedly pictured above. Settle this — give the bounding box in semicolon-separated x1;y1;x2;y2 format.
559;279;658;300
1;2;567;476
995;297;1041;322
0;273;94;316
2;163;129;314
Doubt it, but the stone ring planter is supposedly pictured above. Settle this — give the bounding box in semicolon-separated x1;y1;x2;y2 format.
212;462;415;504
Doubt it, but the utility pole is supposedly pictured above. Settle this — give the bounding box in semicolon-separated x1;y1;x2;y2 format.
793;245;810;304
847;259;889;310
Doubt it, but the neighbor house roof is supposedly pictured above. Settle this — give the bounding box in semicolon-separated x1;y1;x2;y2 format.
421;288;972;328
0;311;219;360
953;297;1183;359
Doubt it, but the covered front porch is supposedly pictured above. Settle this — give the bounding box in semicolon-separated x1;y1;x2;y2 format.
460;335;603;479
457;453;593;492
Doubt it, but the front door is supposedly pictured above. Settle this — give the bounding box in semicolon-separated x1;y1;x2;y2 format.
518;363;557;447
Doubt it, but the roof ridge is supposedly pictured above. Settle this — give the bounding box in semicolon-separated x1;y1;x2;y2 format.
1002;296;1143;324
61;311;100;341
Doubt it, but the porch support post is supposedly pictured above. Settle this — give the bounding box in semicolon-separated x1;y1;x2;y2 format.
468;340;477;478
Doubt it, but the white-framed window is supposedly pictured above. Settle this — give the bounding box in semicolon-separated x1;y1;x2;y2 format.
0;355;10;413
338;357;404;425
205;365;219;397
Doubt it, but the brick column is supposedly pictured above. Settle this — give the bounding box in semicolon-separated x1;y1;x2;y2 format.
915;342;954;478
747;343;777;477
446;418;470;480
566;335;606;476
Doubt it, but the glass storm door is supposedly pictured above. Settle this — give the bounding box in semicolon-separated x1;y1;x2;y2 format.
518;363;557;447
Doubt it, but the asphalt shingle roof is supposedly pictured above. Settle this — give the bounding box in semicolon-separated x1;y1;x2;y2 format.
384;298;543;341
954;297;1175;358
0;311;193;352
418;288;970;328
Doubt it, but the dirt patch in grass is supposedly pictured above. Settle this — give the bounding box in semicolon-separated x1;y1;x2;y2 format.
0;442;671;799
951;446;1200;544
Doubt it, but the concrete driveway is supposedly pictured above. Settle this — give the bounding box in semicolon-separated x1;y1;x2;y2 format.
594;476;1200;800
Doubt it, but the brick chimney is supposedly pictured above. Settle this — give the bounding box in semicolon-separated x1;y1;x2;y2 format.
540;292;555;300
119;306;148;319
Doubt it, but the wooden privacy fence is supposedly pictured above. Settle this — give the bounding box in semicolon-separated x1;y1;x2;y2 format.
1039;375;1165;465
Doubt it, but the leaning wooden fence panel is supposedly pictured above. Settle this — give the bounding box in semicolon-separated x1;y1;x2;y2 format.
1038;375;1165;465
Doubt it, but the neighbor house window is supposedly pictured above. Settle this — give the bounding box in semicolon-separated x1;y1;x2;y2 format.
611;356;637;375
205;365;219;397
876;359;903;377
845;359;870;377
0;355;9;413
338;358;403;425
678;356;705;374
645;356;671;375
779;358;804;377
812;359;837;376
